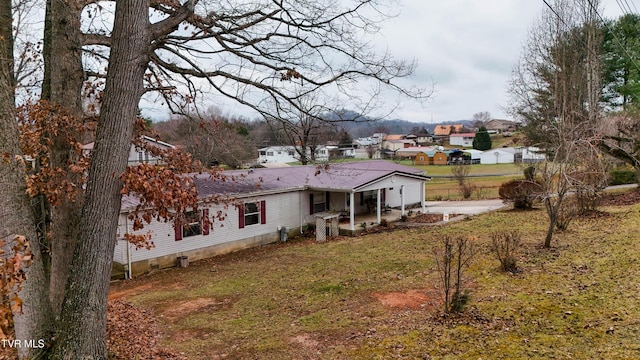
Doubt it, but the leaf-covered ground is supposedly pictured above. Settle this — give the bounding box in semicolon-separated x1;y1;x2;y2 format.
107;189;640;359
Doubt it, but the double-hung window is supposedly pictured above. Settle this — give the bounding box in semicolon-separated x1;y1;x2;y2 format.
239;201;266;228
174;209;210;241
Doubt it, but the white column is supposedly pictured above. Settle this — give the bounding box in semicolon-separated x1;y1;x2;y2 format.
421;182;426;213
400;185;406;216
376;188;381;224
349;192;355;231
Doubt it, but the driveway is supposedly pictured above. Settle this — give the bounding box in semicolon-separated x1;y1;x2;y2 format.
424;199;507;215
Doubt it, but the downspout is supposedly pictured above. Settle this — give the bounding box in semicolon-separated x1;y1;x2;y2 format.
299;191;304;233
400;185;406;216
421;181;426;213
125;213;132;279
376;188;381;224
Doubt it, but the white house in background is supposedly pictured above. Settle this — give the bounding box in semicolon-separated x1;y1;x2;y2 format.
449;133;476;147
353;148;380;159
114;160;430;277
258;145;334;164
258;146;298;164
479;149;515;164
500;146;546;164
82;135;176;166
521;146;546;163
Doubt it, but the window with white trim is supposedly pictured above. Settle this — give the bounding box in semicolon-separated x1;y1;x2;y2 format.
239;201;266;228
244;202;260;226
182;211;202;237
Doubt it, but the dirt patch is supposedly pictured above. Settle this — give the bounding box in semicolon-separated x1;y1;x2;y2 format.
290;334;320;349
374;289;442;311
109;283;153;300
109;280;186;300
405;213;460;223
161;297;233;320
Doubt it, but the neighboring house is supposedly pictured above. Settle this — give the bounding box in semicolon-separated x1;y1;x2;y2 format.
258;146;298;164
83;135;176;166
114;160;430;277
257;145;333;164
484;119;518;134
412;131;433;145
396;146;435;160
433;124;465;142
449;133;476;147
353;147;380;159
381;135;416;152
520;146;546;163
500;146;546;163
383;140;416;152
479;149;515;164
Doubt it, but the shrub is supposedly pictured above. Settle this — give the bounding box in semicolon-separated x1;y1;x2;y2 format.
555;200;578;231
499;179;541;209
524;166;536;181
608;169;637;185
379;218;389;227
432;235;477;313
490;230;522;272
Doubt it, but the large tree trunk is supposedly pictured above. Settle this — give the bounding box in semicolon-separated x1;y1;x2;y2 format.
0;1;54;358
50;1;149;358
42;0;86;317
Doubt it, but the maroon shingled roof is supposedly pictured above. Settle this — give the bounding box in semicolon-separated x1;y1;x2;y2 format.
121;160;428;211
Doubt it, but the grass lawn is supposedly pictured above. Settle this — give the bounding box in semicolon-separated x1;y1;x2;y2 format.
110;196;640;359
410;163;522;200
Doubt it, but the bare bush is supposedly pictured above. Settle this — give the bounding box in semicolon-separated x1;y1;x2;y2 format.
433;235;477;313
451;163;474;199
490;230;522;272
555;200;579;231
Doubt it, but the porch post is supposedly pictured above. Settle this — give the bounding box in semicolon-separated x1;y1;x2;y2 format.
349;191;355;231
421;181;426;213
400;185;406;216
376;188;381;224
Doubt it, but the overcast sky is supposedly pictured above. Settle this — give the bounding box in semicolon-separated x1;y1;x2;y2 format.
370;0;629;123
140;0;631;123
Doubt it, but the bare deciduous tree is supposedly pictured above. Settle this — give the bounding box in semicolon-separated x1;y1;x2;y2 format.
508;0;606;247
8;0;431;358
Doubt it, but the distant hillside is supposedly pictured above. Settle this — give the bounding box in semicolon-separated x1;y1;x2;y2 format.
324;114;473;138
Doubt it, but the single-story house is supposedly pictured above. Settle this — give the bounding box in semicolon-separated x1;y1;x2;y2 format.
499;146;546;164
258;146;298;163
114;160;430;277
521;146;546;163
396;146;435;160
83;135;176;166
484;119;518;134
257;145;333;164
449;133;476;147
479;149;515;164
383;139;416;152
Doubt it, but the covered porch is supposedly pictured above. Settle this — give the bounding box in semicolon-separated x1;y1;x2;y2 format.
312;172;428;233
337;207;404;233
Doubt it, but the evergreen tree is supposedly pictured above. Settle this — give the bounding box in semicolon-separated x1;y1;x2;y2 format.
472;126;492;150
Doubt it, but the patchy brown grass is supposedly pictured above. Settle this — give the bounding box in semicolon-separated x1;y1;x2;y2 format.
109;189;640;359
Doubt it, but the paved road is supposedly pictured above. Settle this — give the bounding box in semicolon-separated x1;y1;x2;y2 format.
424;199;507;215
423;184;638;216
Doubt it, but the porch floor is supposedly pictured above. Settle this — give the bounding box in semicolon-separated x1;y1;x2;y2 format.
338;208;404;232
